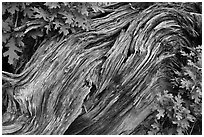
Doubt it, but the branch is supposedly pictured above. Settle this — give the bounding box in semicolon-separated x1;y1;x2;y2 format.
2;71;19;84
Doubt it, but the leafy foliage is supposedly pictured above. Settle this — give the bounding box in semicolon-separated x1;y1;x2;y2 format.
3;37;22;64
148;45;202;135
2;2;112;67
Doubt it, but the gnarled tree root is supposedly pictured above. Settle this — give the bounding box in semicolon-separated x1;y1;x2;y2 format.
2;2;201;135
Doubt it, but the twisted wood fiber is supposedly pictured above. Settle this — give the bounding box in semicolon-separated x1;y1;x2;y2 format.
2;3;201;135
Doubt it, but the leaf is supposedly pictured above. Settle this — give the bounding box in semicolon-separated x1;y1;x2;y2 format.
44;2;60;9
25;2;32;6
165;127;176;135
2;17;13;32
59;25;70;35
3;37;22;65
189;51;195;56
164;90;174;98
179;119;190;129
157;90;173;104
53;19;63;30
60;11;74;24
2;3;7;15
186;113;195;122
90;2;105;13
174;70;181;76
45;24;51;34
156;108;165;119
49;13;57;21
174;95;183;107
16;37;25;48
176;128;184;135
33;7;49;21
151;122;160;130
191;87;201;103
147;130;156;135
20;18;29;25
63;2;71;7
65;15;74;24
24;7;34;18
197;56;202;68
190;103;201;116
2;33;11;44
7;3;20;14
175;112;182;120
81;3;89;16
21;3;26;10
180;50;189;57
187;59;201;70
74;12;90;30
180;79;193;90
184;67;196;81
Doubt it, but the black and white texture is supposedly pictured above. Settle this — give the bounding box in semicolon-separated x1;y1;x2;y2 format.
2;2;202;135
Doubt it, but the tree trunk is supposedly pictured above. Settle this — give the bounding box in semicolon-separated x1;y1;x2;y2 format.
2;3;201;135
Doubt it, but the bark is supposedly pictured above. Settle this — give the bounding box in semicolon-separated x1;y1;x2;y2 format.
2;2;202;135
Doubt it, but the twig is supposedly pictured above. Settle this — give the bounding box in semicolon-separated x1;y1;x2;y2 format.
15;11;19;28
189;120;196;135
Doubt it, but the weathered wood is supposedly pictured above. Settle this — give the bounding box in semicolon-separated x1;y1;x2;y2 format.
2;2;201;135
